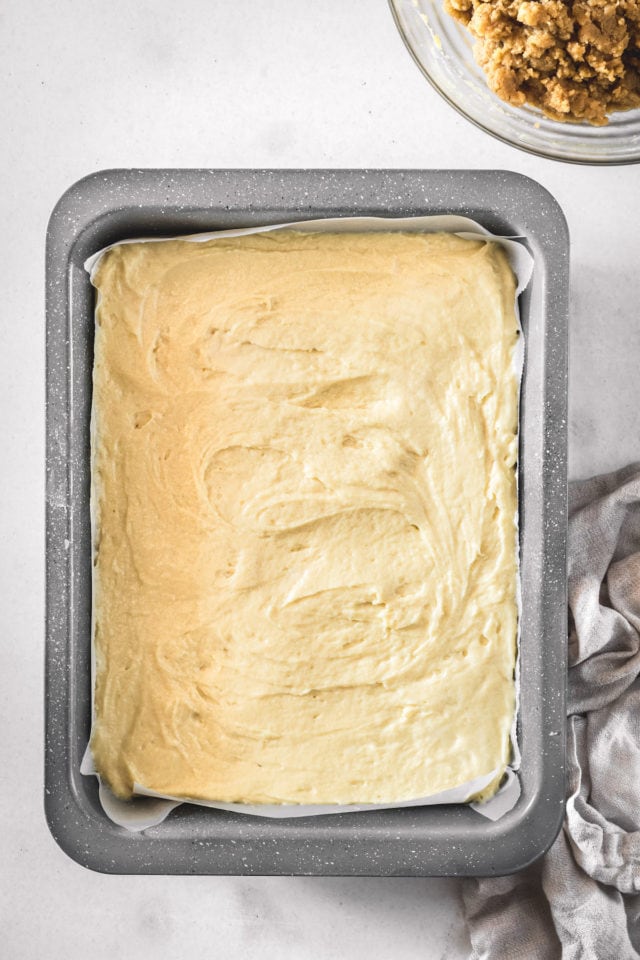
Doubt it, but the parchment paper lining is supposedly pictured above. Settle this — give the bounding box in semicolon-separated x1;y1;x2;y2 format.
82;215;532;831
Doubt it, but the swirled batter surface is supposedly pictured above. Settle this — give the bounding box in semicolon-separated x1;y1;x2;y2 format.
90;230;519;804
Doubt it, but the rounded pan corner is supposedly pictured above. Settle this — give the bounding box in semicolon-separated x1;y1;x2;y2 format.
490;170;570;244
500;808;565;876
480;786;567;877
47;169;110;228
46;169;140;245
44;787;120;875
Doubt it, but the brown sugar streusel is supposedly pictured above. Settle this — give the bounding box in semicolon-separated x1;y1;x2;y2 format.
444;0;640;125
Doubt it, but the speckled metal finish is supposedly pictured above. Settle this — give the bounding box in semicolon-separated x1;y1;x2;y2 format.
45;169;568;876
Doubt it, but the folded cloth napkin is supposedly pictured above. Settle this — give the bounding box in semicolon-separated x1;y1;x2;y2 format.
463;464;640;960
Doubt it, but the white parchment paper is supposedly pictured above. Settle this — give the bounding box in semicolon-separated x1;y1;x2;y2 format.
83;215;532;831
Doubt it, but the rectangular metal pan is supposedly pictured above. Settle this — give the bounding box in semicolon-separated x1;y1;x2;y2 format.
45;169;568;875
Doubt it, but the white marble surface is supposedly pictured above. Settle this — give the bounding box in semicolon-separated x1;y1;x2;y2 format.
2;1;640;957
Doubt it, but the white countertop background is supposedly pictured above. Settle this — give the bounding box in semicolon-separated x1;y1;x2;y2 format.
3;1;639;957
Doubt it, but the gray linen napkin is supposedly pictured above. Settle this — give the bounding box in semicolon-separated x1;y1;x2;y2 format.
463;464;640;960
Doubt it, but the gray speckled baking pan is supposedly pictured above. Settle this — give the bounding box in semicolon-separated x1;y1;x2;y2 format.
45;169;568;876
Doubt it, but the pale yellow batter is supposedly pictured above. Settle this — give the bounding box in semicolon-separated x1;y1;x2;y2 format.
90;230;519;805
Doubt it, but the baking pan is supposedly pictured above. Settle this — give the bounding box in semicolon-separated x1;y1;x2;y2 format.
45;169;568;876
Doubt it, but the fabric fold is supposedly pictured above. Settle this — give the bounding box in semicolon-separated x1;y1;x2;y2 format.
463;464;640;959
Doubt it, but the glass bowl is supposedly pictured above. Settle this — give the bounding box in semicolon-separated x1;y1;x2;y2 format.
389;0;640;164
